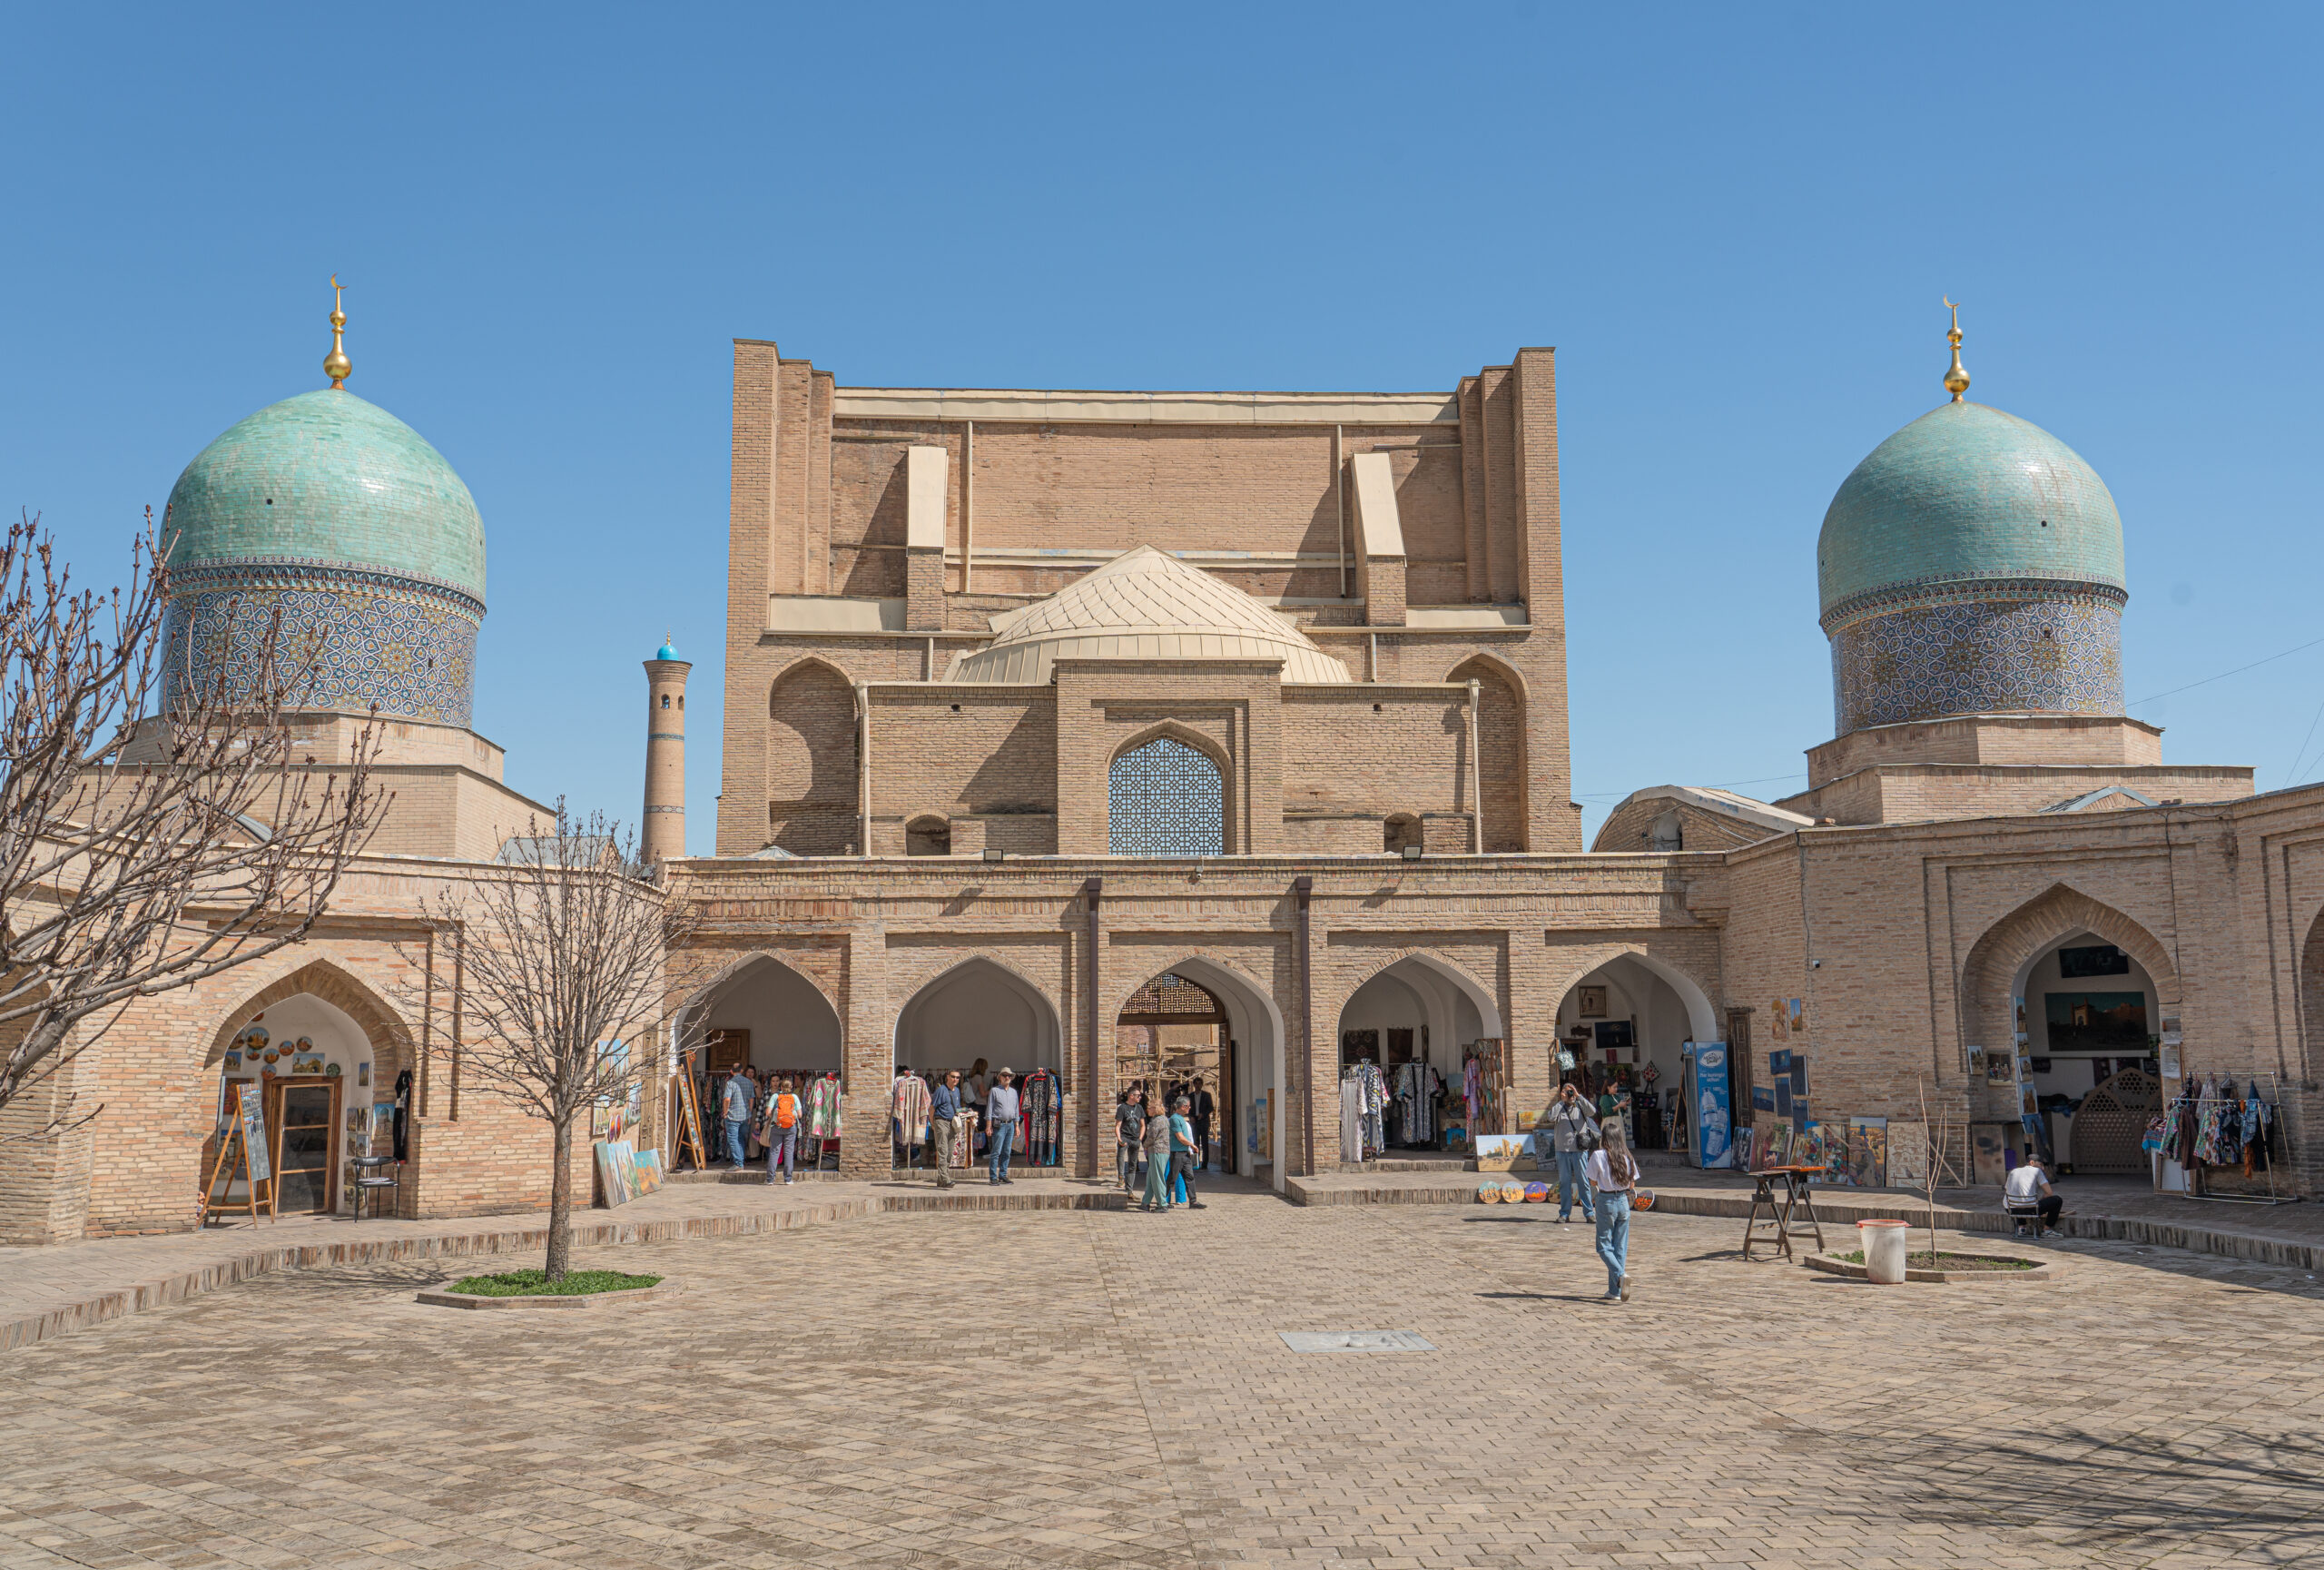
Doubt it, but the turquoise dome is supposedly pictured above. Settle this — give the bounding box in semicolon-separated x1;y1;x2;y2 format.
158;386;487;728
1817;401;2122;625
657;640;678;660
163;388;485;603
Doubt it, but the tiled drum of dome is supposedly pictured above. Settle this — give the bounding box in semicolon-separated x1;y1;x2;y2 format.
1830;593;2122;734
162;571;480;727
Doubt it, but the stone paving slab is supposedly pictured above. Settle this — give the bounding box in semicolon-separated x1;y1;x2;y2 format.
1;1194;2319;1568
0;1174;1122;1353
8;1162;2319;1357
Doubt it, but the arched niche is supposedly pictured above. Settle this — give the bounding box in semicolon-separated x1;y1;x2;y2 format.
894;957;1062;1077
690;954;844;1075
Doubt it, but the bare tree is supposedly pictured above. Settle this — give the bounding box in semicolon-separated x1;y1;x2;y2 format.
0;512;388;1130
409;805;692;1280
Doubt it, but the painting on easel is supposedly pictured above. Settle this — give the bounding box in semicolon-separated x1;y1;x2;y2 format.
200;1081;277;1224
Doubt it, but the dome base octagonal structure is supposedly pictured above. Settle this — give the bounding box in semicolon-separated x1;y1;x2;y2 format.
160;388;487;728
946;546;1353;685
1816;400;2125;736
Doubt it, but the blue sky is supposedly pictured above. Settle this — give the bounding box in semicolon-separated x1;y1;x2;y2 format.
4;5;2319;849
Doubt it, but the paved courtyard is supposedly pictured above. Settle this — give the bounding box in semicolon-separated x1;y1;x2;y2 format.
4;1185;2322;1569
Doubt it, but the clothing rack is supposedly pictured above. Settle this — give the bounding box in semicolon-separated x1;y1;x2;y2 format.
2155;1071;2299;1206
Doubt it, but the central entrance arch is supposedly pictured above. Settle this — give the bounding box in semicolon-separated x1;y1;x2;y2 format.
1115;955;1286;1192
893;957;1067;1171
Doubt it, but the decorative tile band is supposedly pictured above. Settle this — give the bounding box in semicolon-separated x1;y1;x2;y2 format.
162;569;481;727
1821;575;2126;636
1829;594;2122;735
165;556;487;619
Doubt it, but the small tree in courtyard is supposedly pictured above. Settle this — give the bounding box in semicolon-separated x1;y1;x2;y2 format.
412;805;693;1280
0;512;387;1130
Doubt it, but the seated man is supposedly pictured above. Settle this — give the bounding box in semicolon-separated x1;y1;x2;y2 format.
2004;1154;2063;1239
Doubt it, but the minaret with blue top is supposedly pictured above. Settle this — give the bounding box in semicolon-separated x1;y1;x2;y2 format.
643;636;691;864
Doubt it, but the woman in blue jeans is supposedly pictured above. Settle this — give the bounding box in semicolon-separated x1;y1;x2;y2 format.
1585;1118;1640;1302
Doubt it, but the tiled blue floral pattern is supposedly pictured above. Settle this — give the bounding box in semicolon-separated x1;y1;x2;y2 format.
162;566;480;726
1829;592;2122;735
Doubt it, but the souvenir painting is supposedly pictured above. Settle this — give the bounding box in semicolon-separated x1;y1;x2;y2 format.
291;1053;325;1075
357;1061;370;1088
224;1051;242;1072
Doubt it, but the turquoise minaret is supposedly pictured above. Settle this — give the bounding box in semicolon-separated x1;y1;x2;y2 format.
159;283;487;726
1815;305;2126;736
643;637;690;864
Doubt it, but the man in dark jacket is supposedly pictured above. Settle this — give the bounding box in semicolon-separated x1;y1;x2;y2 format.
1187;1077;1216;1170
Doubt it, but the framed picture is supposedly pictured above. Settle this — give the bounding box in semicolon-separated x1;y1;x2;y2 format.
357;1061;370;1088
1769;997;1789;1042
1577;986;1608;1019
1786;998;1807;1036
290;1053;325;1076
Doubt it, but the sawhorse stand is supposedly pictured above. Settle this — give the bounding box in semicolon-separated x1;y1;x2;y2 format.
1741;1165;1828;1260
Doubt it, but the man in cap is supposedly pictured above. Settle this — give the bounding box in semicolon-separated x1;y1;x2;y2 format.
985;1067;1021;1184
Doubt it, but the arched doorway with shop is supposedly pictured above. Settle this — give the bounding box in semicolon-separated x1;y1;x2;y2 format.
1552;954;1719;1158
1332;953;1503;1164
679;953;845;1172
1113;954;1286;1192
203;961;413;1219
2009;928;2166;1177
893;956;1066;1174
1961;886;2181;1181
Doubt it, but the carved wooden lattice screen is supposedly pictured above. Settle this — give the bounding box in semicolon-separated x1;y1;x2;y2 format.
2073;1068;2159;1175
1108;738;1224;855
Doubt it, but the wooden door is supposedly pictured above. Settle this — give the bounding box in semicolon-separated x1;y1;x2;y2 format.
268;1077;342;1214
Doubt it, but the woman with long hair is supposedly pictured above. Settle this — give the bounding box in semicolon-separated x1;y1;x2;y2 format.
1585;1114;1640;1301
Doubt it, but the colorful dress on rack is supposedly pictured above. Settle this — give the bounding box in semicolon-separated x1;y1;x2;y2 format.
804;1076;843;1140
891;1073;931;1153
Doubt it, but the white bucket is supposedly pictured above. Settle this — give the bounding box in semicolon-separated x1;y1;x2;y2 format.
1859;1219;1910;1285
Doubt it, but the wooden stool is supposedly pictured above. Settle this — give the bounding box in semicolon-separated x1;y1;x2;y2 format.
1741;1165;1829;1260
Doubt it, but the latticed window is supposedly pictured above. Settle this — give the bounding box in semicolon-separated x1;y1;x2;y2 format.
1108;737;1224;855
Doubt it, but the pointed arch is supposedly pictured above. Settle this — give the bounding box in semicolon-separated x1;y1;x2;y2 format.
1448;653;1527;853
674;946;845;1027
767;657;859;854
892;953;1066;1077
1331;947;1506;1041
1545;942;1722;1042
1959;884;2180;1055
1112;950;1288;1193
204;957;418;1081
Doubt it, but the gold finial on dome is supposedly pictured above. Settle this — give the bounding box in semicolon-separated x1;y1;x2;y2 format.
1941;296;1970;402
323;275;351;389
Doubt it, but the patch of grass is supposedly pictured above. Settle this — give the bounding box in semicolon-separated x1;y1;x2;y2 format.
446;1269;663;1297
1834;1249;2035;1272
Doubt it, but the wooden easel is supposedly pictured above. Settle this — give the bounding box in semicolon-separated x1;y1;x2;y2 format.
199;1081;277;1225
672;1047;710;1171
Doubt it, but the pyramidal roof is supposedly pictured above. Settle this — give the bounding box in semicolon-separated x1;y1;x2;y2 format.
947;545;1353;685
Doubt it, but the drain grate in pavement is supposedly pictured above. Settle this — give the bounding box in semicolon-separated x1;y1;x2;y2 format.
1277;1330;1436;1353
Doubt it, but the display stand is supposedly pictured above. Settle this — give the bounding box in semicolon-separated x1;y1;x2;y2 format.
672;1048;710;1172
2167;1071;2300;1206
199;1081;276;1225
1740;1165;1827;1260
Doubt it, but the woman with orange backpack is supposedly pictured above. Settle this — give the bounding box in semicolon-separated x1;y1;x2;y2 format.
765;1075;803;1185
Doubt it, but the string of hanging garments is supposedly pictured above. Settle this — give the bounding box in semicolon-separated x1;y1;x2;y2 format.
1393;1061;1443;1146
1340;1061;1388;1161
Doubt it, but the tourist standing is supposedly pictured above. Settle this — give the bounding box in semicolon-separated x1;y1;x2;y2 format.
719;1068;754;1171
930;1070;964;1189
1171;1095;1205;1209
1544;1082;1599;1224
1117;1089;1147;1192
986;1068;1021;1185
766;1075;802;1185
1188;1076;1216;1170
1140;1095;1174;1210
1586;1116;1640;1301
